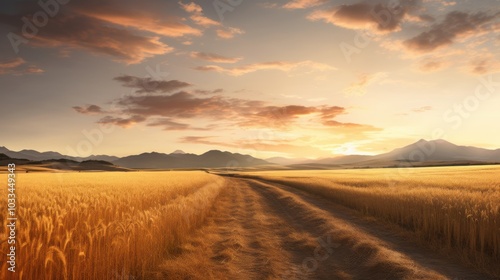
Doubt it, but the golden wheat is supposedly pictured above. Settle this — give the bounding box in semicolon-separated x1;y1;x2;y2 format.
243;165;500;276
0;171;226;280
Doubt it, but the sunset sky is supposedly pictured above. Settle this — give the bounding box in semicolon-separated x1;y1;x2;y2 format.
1;0;499;159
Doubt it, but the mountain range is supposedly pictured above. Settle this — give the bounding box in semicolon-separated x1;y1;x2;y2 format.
265;139;500;167
0;146;119;162
0;147;271;169
1;139;499;170
114;150;270;169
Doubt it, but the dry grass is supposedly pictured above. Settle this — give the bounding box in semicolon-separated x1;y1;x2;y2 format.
0;171;225;280
242;165;500;277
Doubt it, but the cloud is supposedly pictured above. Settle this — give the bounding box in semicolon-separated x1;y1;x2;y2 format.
283;0;328;9
180;136;328;156
216;27;245;39
0;57;44;75
238;105;322;127
194;60;336;76
74;75;378;142
115;91;264;119
308;0;420;33
113;75;192;93
179;3;244;39
75;89;374;131
438;1;457;7
78;10;201;38
190;52;242;63
320;120;380;132
193;88;224;95
179;2;220;27
2;13;173;64
146;118;189;130
97;115;146;128
466;55;500;75
1;1;244;63
0;1;201;64
404;11;499;53
73;105;104;115
0;58;25;69
417;59;448;72
178;2;202;13
344;72;387;95
412;106;432;113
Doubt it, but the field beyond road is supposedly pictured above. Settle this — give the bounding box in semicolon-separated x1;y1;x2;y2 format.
1;166;499;279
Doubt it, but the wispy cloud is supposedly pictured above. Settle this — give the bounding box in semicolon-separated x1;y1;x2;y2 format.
417;58;449;72
190;52;242;63
283;0;328;9
0;58;44;75
113;75;192;93
466;54;500;75
216;27;245;39
412;106;433;113
179;2;220;27
78;10;201;38
97;115;146;128
344;72;387;95
72;105;104;115
195;60;336;76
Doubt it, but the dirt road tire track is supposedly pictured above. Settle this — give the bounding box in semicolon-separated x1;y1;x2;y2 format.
154;176;494;280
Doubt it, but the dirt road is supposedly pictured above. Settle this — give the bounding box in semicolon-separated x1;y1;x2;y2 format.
153;177;493;280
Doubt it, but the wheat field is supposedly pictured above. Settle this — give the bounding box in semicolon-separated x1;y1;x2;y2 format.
0;171;226;280
1;166;498;279
240;165;500;276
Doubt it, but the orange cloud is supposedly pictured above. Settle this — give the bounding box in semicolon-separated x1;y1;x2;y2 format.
308;1;419;33
344;72;387;95
466;55;500;75
146;118;206;131
6;13;173;64
97;115;146;128
417;59;449;72
216;27;245;39
0;58;44;75
195;60;336;76
78;11;202;37
0;1;196;64
190;52;242;63
283;0;328;9
74;75;376;133
179;2;220;27
0;58;25;69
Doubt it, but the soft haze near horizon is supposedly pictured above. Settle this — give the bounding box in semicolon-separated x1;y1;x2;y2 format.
0;0;499;159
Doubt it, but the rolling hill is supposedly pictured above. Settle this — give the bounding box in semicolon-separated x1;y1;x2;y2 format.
113;150;272;169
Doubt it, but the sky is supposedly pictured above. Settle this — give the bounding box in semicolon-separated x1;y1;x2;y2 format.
0;0;499;159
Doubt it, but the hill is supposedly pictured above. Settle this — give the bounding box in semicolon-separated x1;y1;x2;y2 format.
114;150;271;169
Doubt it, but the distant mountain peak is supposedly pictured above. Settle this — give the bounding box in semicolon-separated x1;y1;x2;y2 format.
413;139;455;146
171;150;186;154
